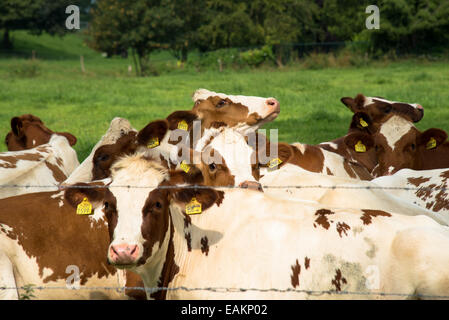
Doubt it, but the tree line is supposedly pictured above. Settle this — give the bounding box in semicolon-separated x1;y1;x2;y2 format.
1;0;448;74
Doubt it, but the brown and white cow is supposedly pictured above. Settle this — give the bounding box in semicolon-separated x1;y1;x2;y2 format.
66;154;449;299
5;114;77;151
372;168;449;216
319;94;424;173
0;180;135;300
0;134;79;199
346;115;449;176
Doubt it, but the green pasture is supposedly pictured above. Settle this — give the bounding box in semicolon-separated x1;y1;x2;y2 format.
0;31;448;162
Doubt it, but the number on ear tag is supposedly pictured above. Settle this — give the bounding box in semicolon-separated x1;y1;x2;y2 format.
426;137;437;150
355;140;366;153
77;198;93;215
186;198;202;215
147;137;159;149
178;120;188;131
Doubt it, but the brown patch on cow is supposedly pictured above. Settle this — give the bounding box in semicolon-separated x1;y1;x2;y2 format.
343;160;357;179
150;223;180;300
184;215;191;228
0;191;116;285
185;232;192;251
407;176;431;187
124;271;147;300
200;236;209;256
288;144;325;173
45;161;68;182
0;153;45;168
211;121;227;128
304;257;310;270
290;259;301;288
331;269;347;292
336;222;351;237
416;184;437;203
326;167;333;176
360;209;392;225
314;209;335;230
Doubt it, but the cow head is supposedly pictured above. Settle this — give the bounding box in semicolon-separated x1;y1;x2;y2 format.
6;114;77;151
192;89;280;134
65;155;223;276
341;94;424;126
371;120;447;176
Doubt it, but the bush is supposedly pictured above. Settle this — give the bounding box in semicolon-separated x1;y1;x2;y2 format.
239;45;275;67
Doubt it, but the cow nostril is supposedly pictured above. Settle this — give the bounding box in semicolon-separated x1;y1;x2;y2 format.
111;246;119;256
130;246;137;255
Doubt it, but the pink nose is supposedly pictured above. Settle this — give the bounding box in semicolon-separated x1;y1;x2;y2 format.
239;180;263;192
109;244;139;265
265;98;280;113
417;104;423;110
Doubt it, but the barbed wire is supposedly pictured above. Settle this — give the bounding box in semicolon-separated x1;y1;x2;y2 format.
0;184;446;191
1;285;449;299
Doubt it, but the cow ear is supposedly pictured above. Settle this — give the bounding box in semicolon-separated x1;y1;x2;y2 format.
166;110;198;131
168;166;205;186
172;187;224;213
418;128;448;150
350;112;373;132
64;182;107;210
11;117;23;137
344;132;374;153
137;120;168;148
341;94;364;112
57;132;77;146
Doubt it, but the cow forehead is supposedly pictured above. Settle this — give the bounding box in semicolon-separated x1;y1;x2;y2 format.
364;97;420;109
193;89;269;115
378;116;415;150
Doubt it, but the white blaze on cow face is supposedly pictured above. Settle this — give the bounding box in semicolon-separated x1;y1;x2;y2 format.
106;155;168;267
378;116;415;151
364;97;423;110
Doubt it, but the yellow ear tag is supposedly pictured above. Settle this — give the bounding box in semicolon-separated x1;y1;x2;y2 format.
359;118;368;128
76;198;93;215
177;120;188;131
268;158;283;171
355;140;366;153
186;197;202;215
180;160;190;173
426;137;437;150
147;137;159;149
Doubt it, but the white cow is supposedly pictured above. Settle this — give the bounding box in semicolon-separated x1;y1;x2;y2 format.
66;154;449;299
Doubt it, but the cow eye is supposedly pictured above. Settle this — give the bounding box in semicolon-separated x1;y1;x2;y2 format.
383;105;392;114
98;154;109;162
216;100;226;108
104;202;109;209
410;143;416;151
209;163;217;171
155;201;162;209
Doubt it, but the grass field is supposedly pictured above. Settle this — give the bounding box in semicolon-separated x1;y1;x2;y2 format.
1;31;448;162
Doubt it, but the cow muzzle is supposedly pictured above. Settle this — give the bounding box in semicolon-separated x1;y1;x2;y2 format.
239;180;263;192
108;243;140;266
264;98;280;120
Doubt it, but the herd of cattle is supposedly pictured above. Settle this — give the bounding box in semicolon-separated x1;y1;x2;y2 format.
0;88;448;300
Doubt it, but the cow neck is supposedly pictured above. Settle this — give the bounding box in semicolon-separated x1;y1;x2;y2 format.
137;213;176;300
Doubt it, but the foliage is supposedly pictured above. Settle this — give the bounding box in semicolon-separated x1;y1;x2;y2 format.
240;45;275;67
19;284;36;300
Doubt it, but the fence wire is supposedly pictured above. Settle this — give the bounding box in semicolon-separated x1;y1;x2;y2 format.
2;285;449;299
0;184;446;192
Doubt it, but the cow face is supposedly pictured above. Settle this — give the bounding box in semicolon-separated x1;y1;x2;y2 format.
341;94;424;125
6;114;77;151
192;89;280;134
372;123;447;176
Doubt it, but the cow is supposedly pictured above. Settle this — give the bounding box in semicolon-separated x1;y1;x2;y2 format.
253;132;373;180
0;179;134;300
65;153;449;300
5;114;77;151
63;117;137;185
319;95;424;173
372;168;449;216
344;115;449;176
0;134;79;199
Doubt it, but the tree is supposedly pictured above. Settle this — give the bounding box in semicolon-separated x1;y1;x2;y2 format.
86;0;184;75
0;0;76;49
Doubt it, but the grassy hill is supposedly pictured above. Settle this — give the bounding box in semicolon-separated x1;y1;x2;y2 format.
1;31;448;161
